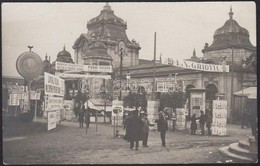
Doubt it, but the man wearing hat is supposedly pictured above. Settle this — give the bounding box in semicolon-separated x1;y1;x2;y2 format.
128;110;143;150
156;111;168;147
141;112;150;147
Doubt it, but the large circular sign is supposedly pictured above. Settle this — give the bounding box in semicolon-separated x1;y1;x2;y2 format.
16;51;43;79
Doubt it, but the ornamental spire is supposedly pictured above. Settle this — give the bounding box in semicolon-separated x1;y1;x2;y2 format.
63;44;66;50
104;2;111;10
229;6;233;20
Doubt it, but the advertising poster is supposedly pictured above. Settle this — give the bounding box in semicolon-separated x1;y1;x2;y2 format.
45;96;64;111
44;72;65;97
47;111;57;130
176;108;186;130
212;100;227;136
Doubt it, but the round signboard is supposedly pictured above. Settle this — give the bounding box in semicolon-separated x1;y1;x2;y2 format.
16;52;43;79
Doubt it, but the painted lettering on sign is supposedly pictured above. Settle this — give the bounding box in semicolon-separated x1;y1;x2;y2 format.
163;58;229;72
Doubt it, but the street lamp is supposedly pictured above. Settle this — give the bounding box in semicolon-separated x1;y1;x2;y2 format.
126;70;131;92
118;41;126;100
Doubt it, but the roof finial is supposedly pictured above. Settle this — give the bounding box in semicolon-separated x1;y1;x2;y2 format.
63;44;66;50
104;2;111;10
45;53;48;60
229;5;233;20
49;56;51;62
193;48;196;57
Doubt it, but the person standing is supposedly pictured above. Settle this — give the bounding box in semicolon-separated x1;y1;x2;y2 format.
74;102;79;118
141;112;150;147
84;106;91;134
172;111;177;132
156;111;168;147
128;110;143;150
206;112;212;136
190;113;197;135
199;110;206;135
78;101;85;128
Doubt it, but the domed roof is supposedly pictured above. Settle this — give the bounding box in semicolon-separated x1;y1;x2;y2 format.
214;8;249;37
87;3;127;28
203;7;255;52
55;46;74;63
57;45;71;57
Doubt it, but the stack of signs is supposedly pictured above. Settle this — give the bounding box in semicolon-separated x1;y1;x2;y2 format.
211;100;227;136
44;72;65;130
176;108;186;130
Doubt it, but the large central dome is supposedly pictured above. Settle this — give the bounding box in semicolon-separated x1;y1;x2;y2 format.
203;7;255;52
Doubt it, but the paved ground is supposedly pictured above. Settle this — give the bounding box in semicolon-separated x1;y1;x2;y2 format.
2;115;253;164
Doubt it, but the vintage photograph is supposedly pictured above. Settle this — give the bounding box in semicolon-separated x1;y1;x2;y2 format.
2;2;257;164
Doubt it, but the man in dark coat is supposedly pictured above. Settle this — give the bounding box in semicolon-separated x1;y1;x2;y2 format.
128;110;143;150
190;113;197;135
84;106;91;134
199;110;206;135
78;101;85;128
156;111;168;147
141;112;150;147
241;110;249;129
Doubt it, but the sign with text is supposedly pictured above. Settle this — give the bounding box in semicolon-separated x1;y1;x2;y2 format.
47;111;57;131
45;96;64;111
55;61;112;73
163;58;229;72
243;80;257;87
44;72;65;97
55;73;111;79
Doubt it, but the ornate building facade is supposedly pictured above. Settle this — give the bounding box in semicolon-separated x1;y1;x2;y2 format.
72;3;141;69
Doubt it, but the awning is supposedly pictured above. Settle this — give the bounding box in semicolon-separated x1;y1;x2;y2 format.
87;99;112;112
233;87;257;99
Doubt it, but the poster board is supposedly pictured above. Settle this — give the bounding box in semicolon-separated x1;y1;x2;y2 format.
176;108;187;130
47;111;57;130
211;100;227;136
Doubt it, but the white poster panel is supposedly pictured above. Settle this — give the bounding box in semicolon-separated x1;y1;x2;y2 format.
44;72;65;97
9;93;21;106
47;111;57;130
176;108;186;130
56;110;61;123
212;100;227;136
45;96;63;111
163;58;229;72
30;91;41;100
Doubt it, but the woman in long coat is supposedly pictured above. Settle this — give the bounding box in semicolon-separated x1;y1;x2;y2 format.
190;113;197;135
128;110;143;150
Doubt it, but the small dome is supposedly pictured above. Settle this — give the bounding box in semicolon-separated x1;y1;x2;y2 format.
57;45;72;57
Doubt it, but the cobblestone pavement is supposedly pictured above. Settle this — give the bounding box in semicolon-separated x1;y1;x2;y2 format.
3;116;252;164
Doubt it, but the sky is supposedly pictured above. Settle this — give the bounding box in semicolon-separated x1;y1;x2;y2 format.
2;2;256;77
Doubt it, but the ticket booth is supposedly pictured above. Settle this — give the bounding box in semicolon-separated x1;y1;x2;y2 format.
187;88;206;119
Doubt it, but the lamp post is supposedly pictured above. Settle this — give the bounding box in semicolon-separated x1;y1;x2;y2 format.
118;41;126;101
126;70;131;92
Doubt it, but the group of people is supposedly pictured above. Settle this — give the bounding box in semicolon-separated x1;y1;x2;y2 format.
74;100;91;133
190;110;212;136
123;110;169;150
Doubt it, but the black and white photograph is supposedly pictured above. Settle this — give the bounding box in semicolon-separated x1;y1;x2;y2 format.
2;1;257;164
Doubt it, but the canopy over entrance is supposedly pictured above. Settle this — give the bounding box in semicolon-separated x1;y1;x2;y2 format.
234;87;256;99
87;99;112;112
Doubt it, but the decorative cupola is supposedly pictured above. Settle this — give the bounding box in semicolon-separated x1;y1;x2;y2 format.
202;7;255;53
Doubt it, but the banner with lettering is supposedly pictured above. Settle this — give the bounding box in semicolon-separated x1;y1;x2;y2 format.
162;58;229;72
44;72;65;97
55;61;112;73
55;73;111;79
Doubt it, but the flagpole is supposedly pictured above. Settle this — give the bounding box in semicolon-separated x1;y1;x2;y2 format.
152;32;156;101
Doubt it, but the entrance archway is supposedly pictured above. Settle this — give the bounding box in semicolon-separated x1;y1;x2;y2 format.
205;84;218;111
185;84;195;99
